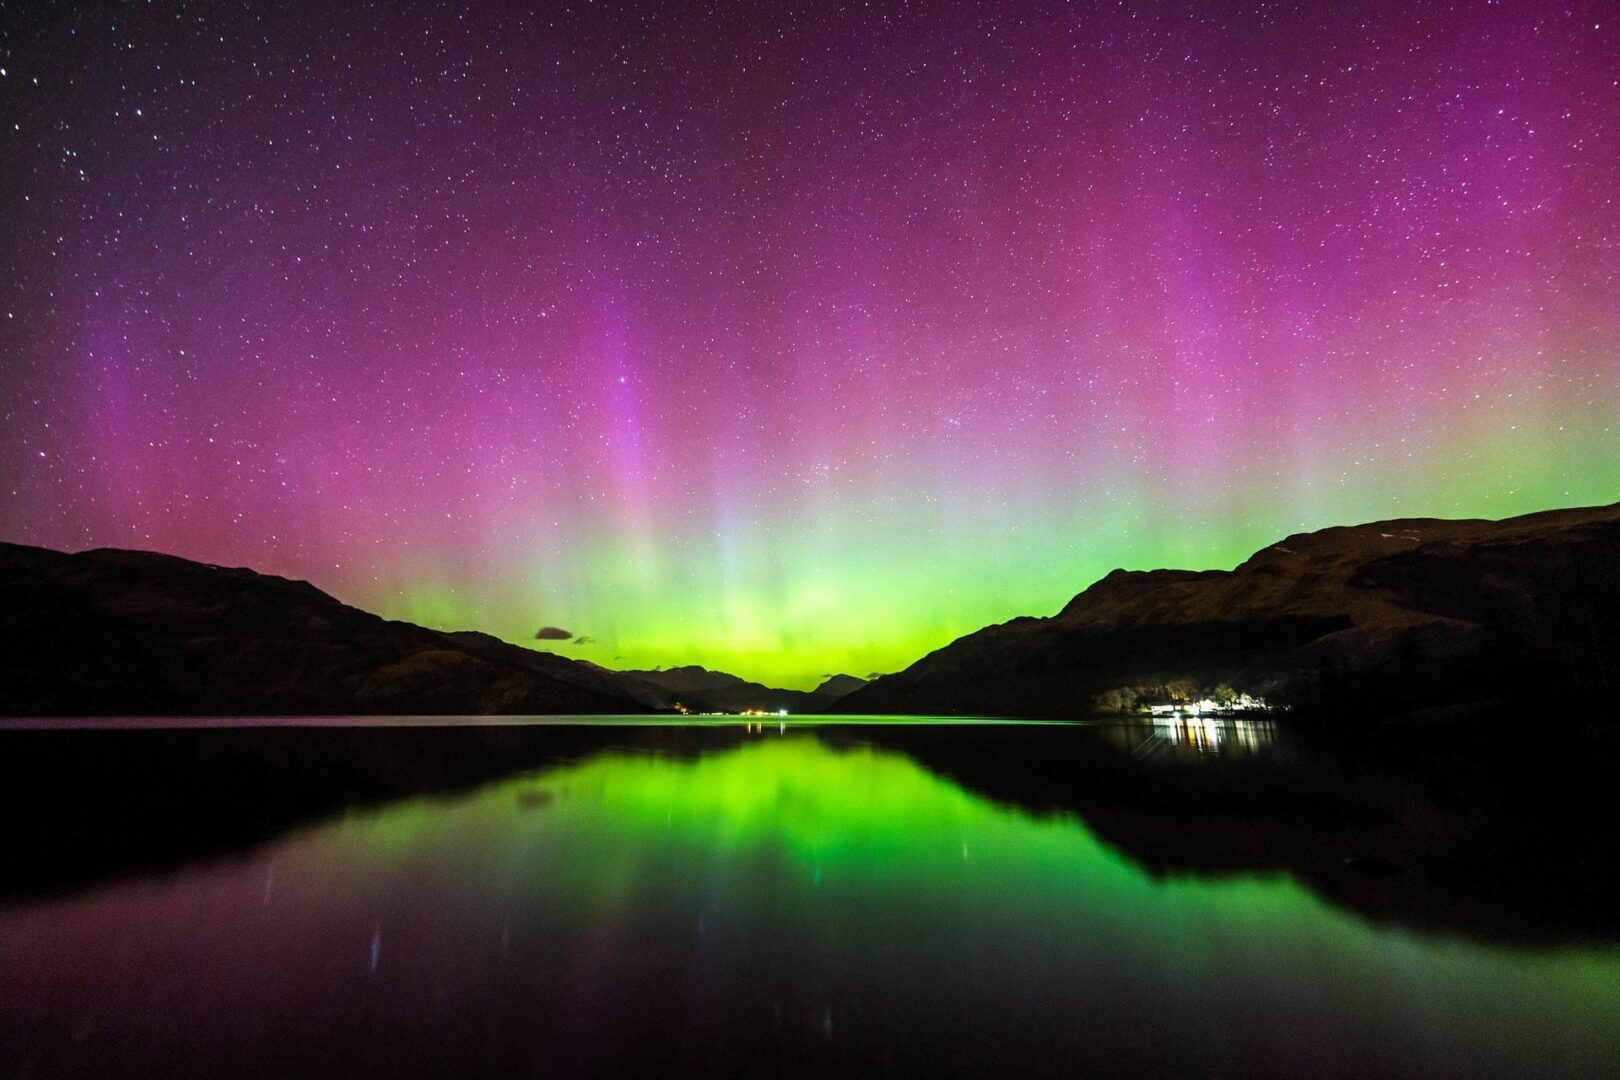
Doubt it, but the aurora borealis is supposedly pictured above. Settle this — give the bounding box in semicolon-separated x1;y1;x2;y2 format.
2;1;1617;686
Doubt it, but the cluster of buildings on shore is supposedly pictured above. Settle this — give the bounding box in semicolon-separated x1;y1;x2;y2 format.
1141;692;1270;720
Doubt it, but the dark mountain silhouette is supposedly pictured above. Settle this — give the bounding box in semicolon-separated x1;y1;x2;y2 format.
811;673;869;702
618;665;820;712
0;543;652;716
839;502;1620;718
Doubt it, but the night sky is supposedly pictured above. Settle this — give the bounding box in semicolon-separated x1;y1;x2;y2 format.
2;1;1617;687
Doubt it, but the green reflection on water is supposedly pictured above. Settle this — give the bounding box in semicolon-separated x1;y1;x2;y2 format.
315;735;1620;1073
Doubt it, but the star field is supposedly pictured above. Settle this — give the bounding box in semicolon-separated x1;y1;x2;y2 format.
2;0;1617;686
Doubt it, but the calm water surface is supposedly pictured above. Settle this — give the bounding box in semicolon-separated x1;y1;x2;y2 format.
1;717;1616;1078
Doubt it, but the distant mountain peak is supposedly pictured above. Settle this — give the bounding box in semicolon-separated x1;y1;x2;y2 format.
811;674;869;701
617;665;828;712
618;665;749;693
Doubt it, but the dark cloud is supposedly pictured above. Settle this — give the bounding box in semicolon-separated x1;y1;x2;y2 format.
534;626;572;641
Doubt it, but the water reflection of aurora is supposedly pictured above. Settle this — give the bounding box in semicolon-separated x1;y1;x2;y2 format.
3;736;1617;1078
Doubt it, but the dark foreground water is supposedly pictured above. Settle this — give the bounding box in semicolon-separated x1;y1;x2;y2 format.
1;717;1617;1079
